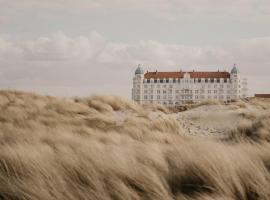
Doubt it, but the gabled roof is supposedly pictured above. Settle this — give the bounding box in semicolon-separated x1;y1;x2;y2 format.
144;71;231;79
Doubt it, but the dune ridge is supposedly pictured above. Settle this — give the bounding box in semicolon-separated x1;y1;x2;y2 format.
0;90;270;200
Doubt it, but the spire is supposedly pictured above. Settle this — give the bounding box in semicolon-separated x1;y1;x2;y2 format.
135;64;144;75
231;64;240;74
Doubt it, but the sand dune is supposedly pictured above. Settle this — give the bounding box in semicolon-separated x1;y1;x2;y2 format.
0;90;270;200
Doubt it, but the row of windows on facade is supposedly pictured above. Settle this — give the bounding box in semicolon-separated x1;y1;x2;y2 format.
143;78;232;84
141;95;233;100
139;83;239;89
141;97;240;106
140;89;239;95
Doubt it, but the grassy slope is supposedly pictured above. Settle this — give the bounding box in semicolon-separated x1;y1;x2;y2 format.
0;90;270;200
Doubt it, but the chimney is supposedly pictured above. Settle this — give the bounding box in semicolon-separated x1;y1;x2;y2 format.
155;70;158;74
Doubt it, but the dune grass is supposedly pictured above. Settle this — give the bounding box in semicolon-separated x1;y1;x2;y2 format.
0;90;270;200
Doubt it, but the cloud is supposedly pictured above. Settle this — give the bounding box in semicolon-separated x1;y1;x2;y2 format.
19;31;106;61
2;0;270;21
0;31;269;96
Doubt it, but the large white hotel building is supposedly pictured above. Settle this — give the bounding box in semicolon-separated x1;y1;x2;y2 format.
132;65;248;106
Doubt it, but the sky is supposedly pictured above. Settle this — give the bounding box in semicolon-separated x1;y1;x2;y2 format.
0;0;270;98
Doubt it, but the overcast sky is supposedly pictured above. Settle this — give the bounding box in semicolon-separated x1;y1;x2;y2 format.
0;0;270;97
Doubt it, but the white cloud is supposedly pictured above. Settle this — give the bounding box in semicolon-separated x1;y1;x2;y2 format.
0;31;269;96
18;31;106;61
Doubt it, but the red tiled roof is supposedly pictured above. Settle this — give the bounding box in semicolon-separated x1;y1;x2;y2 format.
144;71;230;79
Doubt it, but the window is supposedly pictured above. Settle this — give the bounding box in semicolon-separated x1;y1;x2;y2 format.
173;79;176;83
154;80;157;83
166;79;169;83
160;80;164;83
163;85;166;88
144;90;147;94
150;95;153;100
208;90;211;94
195;90;199;94
163;90;166;94
157;95;160;99
147;79;150;83
144;85;148;89
169;85;173;88
144;95;148;99
157;90;161;94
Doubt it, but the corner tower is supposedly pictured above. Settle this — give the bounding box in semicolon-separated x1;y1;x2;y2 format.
230;64;242;99
132;65;144;104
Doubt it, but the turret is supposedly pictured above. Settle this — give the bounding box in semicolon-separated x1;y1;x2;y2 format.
230;64;241;100
132;64;145;103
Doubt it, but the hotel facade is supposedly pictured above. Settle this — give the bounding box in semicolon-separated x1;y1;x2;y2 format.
132;65;248;106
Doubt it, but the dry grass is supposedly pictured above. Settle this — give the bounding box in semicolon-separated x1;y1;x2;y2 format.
0;90;270;200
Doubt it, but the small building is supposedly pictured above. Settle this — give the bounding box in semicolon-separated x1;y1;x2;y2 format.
132;64;248;107
255;94;270;98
